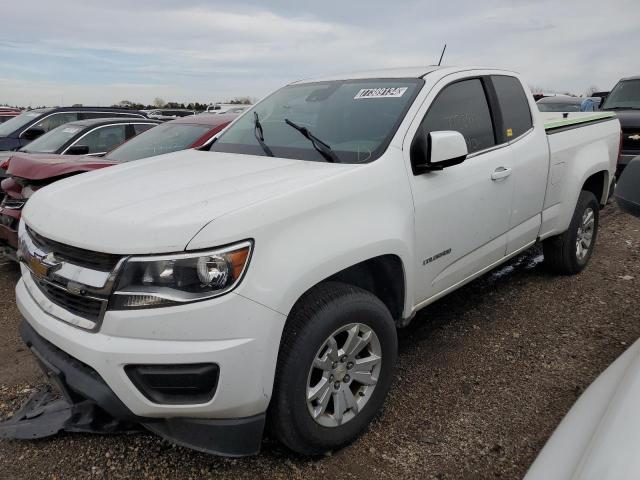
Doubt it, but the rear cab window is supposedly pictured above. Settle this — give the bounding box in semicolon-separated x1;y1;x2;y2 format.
490;75;533;142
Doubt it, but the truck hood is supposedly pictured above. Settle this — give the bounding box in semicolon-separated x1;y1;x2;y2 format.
6;153;115;180
23;150;355;254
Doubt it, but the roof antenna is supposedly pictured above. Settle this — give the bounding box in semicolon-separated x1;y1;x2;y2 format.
437;44;447;66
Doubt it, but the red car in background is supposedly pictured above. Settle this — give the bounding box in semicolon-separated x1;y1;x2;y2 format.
0;113;238;259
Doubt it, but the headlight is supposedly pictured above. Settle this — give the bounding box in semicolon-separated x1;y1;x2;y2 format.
110;240;252;310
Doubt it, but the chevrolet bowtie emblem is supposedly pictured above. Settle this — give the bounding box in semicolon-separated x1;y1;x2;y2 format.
26;251;62;280
629;134;640;141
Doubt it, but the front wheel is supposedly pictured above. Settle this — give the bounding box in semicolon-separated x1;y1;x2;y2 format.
269;282;397;455
543;190;600;275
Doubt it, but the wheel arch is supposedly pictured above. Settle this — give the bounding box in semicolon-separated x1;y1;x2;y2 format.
288;254;408;325
581;170;609;207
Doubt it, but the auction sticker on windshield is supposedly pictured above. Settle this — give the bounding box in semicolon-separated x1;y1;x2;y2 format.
354;87;408;99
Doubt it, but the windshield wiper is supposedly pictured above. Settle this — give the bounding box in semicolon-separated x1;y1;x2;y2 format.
284;119;338;163
604;106;640;110
254;112;274;157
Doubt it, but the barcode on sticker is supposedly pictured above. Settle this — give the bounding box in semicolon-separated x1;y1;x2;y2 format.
354;87;408;99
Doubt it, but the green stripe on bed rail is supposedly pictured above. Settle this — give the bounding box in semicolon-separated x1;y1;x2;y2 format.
544;112;616;130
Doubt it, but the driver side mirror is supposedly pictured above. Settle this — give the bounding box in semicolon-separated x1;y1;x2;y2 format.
66;145;90;155
20;127;46;141
411;130;468;174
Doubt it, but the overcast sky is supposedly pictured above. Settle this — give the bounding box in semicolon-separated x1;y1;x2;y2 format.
1;0;638;106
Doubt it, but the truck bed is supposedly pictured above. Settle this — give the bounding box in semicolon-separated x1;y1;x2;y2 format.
542;112;616;132
539;111;620;240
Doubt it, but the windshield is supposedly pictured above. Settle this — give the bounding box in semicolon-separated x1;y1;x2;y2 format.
0;110;46;137
210;78;423;163
602;80;640;109
20;123;83;153
105;122;209;162
537;102;581;112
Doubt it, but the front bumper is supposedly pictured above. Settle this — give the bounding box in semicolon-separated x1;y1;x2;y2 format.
19;320;266;456
17;274;286;419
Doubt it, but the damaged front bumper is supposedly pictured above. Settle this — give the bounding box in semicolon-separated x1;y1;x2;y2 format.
0;321;266;456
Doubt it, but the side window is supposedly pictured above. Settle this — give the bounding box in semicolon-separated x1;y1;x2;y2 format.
75;125;127;154
34;112;79;132
421;79;495;154
491;75;533;141
133;123;156;135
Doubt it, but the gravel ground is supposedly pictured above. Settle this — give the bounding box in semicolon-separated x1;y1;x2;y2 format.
0;204;638;479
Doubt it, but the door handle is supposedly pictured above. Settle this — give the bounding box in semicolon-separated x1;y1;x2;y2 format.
491;167;512;180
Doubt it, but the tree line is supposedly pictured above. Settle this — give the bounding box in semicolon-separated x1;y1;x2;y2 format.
112;96;255;110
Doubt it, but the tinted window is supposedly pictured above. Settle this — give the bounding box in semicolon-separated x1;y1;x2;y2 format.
491;76;533;141
34;112;79;132
602;79;640;109
420;79;495;154
74;124;126;154
133;123;157;134
105;123;211;162
20;123;84;153
0;110;45;136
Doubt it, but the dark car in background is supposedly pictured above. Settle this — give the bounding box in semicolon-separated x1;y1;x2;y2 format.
0;108;21;124
0;117;160;167
601;76;640;177
536;95;582;112
0;113;237;259
0;117;160;189
0;107;147;152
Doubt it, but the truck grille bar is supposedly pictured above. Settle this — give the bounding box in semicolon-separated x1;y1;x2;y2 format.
27;226;121;272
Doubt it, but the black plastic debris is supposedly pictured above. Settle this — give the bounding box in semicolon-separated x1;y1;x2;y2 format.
0;385;136;440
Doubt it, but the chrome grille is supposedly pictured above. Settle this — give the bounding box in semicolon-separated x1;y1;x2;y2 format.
31;276;105;323
27;226;121;272
21;227;125;331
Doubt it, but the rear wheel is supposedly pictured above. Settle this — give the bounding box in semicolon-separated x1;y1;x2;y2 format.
270;282;397;455
543;190;599;274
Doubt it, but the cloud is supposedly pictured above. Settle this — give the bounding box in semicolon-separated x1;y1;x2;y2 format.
0;0;638;105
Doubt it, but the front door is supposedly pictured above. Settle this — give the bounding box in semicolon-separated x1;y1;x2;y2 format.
406;76;515;304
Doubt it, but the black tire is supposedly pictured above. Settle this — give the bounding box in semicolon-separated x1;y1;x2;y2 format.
543;190;600;275
269;282;398;455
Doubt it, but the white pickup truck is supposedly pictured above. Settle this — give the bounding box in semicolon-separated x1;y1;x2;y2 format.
10;66;620;456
